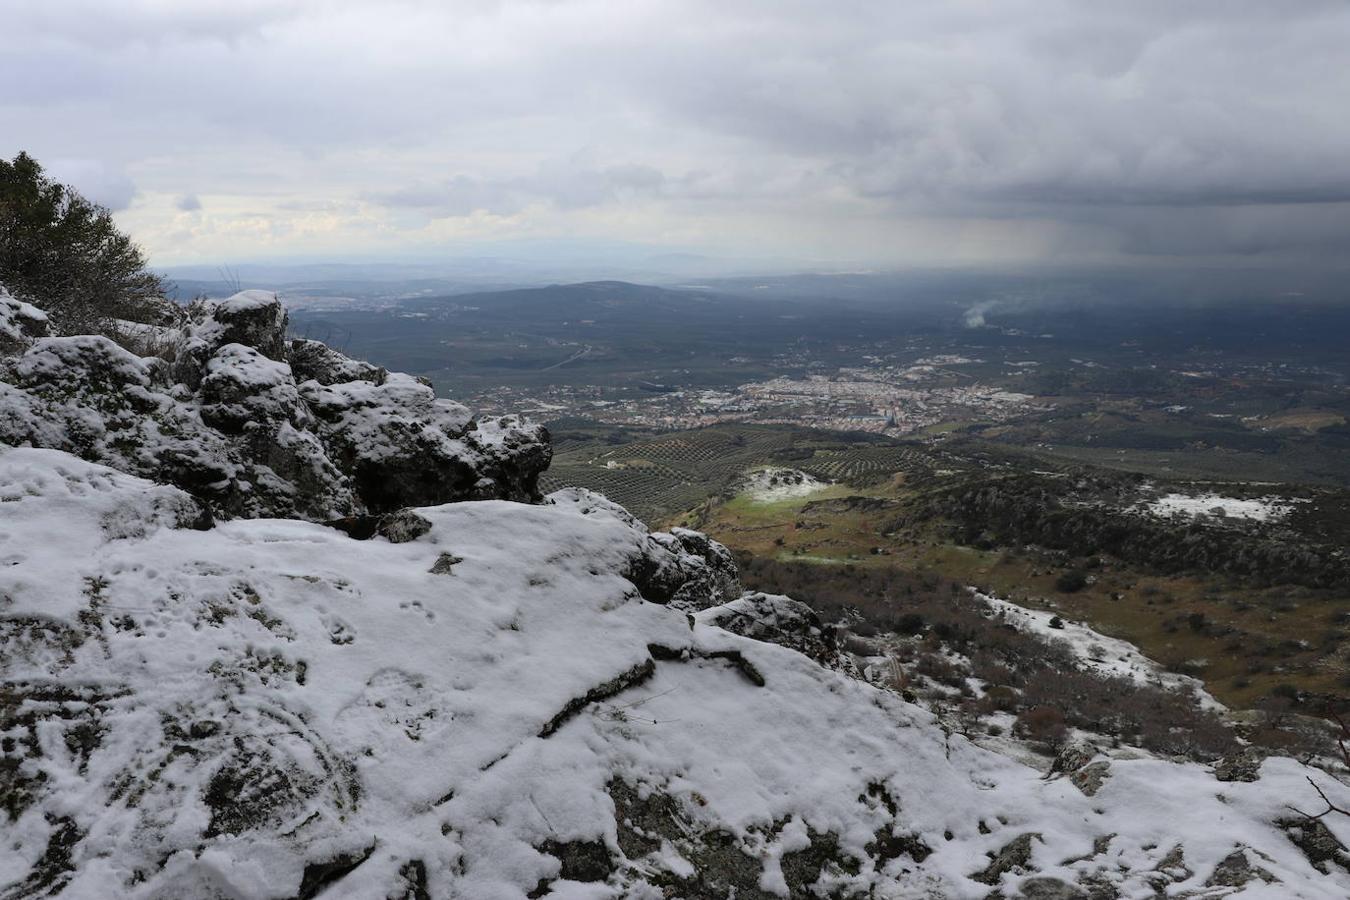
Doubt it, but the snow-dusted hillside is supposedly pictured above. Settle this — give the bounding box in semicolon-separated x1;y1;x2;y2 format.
2;284;1350;898
2;447;1349;898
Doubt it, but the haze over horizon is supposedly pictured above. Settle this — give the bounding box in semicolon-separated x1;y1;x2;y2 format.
4;1;1349;275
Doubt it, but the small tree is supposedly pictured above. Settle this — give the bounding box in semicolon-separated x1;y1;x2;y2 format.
0;152;166;334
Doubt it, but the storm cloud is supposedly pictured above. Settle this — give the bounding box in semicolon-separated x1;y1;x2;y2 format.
2;0;1347;268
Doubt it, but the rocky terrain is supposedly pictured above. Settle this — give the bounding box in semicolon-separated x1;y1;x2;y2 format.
0;286;551;522
2;284;1350;898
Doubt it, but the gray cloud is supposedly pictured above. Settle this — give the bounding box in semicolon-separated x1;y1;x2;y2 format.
367;158;669;218
2;1;1348;267
45;159;137;211
176;193;203;212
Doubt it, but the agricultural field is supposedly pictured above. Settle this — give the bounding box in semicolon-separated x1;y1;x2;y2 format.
540;420;948;523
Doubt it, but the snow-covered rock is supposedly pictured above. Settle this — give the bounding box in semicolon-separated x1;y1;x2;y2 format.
288;337;388;386
0;290;552;521
2;445;1348;899
199;343;311;432
549;489;742;610
697;590;856;673
0;282;49;349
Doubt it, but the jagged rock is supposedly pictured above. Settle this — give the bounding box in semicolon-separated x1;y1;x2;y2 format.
377;509;435;543
11;333;153;396
327;509;435;542
1214;747;1265;782
289;337;387;386
1277;816;1350;874
301;376;549;510
639;528;741;610
0;331;354;520
0;283;49;349
548;488;741;609
974;833;1041;885
1068;761;1111;797
205;290;289;360
0;290;552;520
1051;741;1097;776
1048;742;1110;797
657;527;742;610
463;414;553;504
199;343;310;432
429;552;463;574
1204;848;1277;887
696;591;854;672
0;336;245;502
1147;843;1192;890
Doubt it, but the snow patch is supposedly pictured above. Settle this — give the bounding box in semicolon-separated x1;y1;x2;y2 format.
1146;492;1297;522
977;591;1225;710
741;467;829;502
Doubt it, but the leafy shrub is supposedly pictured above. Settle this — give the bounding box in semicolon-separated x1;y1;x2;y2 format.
896;613;926;635
0;152;166;334
1055;569;1088;593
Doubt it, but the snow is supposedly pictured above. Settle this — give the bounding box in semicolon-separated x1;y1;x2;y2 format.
215;289;281;313
300;373;473;460
1146;492;1297;522
0;282;49;344
3;445;1348;897
977;591;1225;710
741;467;829;503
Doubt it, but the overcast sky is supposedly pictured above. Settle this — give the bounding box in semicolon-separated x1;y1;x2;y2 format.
3;0;1348;271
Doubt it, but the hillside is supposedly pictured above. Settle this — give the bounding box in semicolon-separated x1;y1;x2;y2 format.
2;285;1350;897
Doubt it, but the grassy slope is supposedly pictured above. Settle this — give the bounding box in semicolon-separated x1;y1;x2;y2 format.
682;471;1349;712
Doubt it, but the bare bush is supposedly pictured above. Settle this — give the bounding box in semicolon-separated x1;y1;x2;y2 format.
1015;706;1068;751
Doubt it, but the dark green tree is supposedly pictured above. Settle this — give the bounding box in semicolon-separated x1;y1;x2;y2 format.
0;152;166;334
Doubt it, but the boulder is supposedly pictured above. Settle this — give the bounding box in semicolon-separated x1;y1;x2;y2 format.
1050;741;1097;776
0;283;50;350
208;290;289;360
198;344;310;432
697;591;854;672
302;377;550;511
547;488;741;610
1069;761;1111;797
646;527;742;611
289;338;387;386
